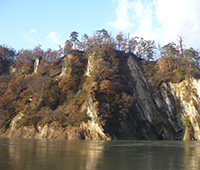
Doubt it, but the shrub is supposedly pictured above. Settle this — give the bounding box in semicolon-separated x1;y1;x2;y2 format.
176;68;186;80
182;116;192;127
41;80;60;110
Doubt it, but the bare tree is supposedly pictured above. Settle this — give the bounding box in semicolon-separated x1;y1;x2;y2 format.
177;35;185;58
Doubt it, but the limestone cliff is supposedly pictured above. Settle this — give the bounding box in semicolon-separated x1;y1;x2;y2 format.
80;96;110;140
126;55;184;140
1;50;200;141
33;57;40;73
160;78;200;140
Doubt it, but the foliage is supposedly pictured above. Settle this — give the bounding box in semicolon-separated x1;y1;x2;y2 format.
0;30;200;136
0;45;16;75
142;37;200;88
41;80;60;110
70;31;79;48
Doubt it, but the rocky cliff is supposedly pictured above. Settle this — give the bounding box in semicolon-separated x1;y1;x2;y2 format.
0;49;200;141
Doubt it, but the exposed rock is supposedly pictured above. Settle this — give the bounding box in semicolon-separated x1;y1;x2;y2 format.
79;97;110;140
128;55;156;123
161;78;200;140
59;54;74;77
59;58;68;77
2;51;200;141
33;57;40;73
183;126;195;141
9;66;17;73
86;55;93;76
8;116;37;139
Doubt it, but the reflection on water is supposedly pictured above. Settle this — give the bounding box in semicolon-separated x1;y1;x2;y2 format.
0;138;200;170
0;138;104;170
183;142;200;170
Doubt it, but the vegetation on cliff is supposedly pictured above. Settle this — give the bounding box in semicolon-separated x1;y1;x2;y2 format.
0;30;200;139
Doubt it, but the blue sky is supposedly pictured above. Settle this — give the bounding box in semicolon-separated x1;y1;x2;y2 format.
1;0;200;50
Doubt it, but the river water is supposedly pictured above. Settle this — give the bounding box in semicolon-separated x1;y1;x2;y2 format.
0;138;200;170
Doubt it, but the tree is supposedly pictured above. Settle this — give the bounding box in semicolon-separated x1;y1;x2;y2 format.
127;36;136;54
70;31;79;49
116;32;124;51
161;42;179;58
184;48;200;67
0;45;16;60
16;49;34;63
176;36;185;58
64;40;73;55
162;43;177;72
97;28;107;34
32;45;44;59
44;48;62;61
0;45;16;75
134;37;155;60
118;34;128;52
95;29;110;46
78;34;89;51
145;40;155;60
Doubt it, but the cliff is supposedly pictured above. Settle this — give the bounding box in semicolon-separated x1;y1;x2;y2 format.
0;48;200;141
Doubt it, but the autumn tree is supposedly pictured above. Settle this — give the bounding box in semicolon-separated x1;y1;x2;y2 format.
78;33;89;51
32;45;44;59
16;49;33;62
116;32;124;51
127;36;137;54
0;45;16;60
64;40;73;55
15;50;34;74
94;29;116;50
0;45;16;75
94;29;110;46
121;34;128;52
44;48;62;61
41;80;60;110
84;29;115;56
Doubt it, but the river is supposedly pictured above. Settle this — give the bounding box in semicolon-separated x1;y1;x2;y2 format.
0;138;200;170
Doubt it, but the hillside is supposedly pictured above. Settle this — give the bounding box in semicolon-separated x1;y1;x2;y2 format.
1;31;200;140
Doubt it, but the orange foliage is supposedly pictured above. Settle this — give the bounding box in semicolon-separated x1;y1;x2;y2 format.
99;80;115;94
58;76;77;93
94;101;99;108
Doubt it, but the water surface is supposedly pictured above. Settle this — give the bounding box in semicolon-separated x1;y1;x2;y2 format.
0;138;200;170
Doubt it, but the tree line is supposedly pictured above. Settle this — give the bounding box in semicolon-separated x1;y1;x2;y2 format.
65;29;200;64
1;29;200;75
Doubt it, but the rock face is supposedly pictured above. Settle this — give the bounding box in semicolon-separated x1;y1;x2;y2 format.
2;52;200;141
33;57;40;73
86;55;92;76
59;54;74;77
128;55;156;123
160;78;200;140
80;96;110;140
127;55;184;140
59;58;68;77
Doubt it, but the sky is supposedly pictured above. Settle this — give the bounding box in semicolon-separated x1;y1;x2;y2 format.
1;0;200;51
